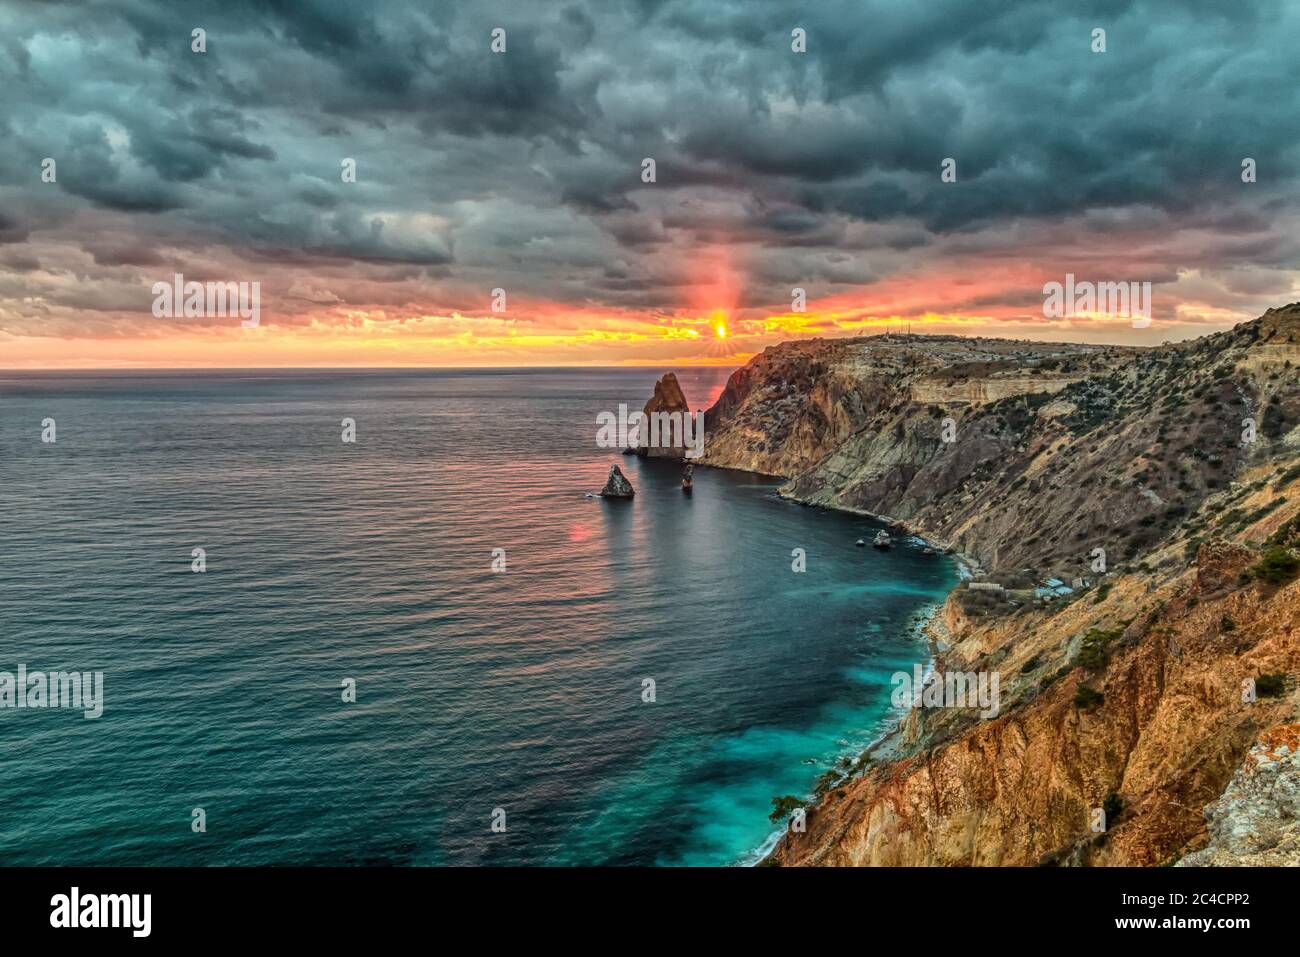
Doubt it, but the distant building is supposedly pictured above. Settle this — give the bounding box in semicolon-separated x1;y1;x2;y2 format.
1035;579;1074;599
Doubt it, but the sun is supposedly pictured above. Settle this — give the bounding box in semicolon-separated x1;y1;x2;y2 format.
709;309;728;338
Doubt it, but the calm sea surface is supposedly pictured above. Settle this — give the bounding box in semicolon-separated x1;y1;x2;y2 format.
0;368;954;865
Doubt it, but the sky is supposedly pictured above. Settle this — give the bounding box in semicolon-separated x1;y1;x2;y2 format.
2;0;1299;368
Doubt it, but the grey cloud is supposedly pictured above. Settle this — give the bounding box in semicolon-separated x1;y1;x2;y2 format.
0;0;1297;321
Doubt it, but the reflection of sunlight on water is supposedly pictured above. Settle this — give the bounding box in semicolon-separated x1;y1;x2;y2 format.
2;366;956;868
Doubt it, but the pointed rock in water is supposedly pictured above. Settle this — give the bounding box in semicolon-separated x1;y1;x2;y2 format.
600;464;635;498
637;371;692;459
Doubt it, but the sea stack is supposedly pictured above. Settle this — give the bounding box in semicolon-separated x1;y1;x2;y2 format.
599;464;635;498
637;372;691;458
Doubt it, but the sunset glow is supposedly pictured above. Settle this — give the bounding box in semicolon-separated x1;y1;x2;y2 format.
3;3;1297;369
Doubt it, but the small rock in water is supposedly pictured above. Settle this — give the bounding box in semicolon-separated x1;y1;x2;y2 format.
599;464;635;498
855;539;866;547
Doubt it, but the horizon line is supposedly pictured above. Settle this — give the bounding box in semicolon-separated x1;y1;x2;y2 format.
0;326;1202;373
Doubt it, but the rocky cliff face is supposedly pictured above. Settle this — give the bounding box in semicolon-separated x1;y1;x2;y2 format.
701;339;882;476
768;527;1300;866
687;304;1300;867
706;308;1300;581
1176;723;1300;866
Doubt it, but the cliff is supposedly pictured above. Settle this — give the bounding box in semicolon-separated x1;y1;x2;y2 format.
692;304;1300;866
1176;723;1300;866
705;309;1300;580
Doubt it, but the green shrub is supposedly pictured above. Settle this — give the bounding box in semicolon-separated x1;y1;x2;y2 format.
1255;673;1287;698
1074;684;1104;710
1074;627;1122;672
813;770;841;796
1262;400;1298;439
1102;792;1124;821
1075;641;1108;672
1251;545;1300;584
1274;462;1300;490
1039;666;1070;693
1266;514;1299;548
1240;499;1286;528
849;753;875;775
768;795;803;824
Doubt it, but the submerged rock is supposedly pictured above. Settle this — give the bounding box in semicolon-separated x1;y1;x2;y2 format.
599;464;635;498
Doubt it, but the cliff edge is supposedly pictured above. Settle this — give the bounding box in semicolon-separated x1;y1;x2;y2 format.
693;304;1300;866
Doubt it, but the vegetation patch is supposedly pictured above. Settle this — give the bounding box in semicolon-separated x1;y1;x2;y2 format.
1074;627;1121;671
1103;792;1124;822
1254;673;1287;698
768;795;803;823
1073;684;1105;710
1250;545;1300;584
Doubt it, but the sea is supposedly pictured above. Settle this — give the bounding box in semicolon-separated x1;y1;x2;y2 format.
0;368;955;865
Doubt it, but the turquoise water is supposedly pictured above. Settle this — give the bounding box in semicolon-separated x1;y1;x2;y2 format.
0;369;954;865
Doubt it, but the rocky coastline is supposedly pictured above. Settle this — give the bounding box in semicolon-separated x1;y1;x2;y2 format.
645;304;1300;867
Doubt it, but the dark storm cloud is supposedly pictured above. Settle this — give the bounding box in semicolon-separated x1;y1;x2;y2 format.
0;210;31;244
0;0;1297;330
0;251;42;272
129;108;277;182
86;242;167;267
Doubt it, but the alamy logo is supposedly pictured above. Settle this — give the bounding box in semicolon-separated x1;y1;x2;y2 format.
50;887;151;937
891;665;1000;718
0;664;104;719
152;273;261;327
1043;274;1151;328
596;404;705;458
